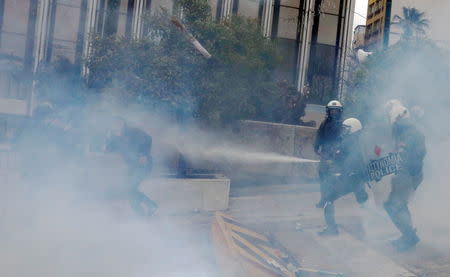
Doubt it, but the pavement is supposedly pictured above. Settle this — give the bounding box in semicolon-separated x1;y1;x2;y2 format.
223;182;450;277
2;168;449;276
145;181;450;276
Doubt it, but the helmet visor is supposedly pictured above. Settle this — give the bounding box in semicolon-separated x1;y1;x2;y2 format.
328;108;342;118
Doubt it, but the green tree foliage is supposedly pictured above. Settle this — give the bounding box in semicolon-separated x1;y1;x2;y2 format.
392;7;429;39
35;56;83;107
87;0;306;127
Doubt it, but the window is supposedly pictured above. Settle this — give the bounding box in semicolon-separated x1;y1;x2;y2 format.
366;23;373;38
371;19;381;35
236;0;260;18
367;4;374;19
104;0;120;35
277;5;300;40
272;0;303;83
374;0;383;15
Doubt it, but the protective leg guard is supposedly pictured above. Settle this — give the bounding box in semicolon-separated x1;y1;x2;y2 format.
319;202;339;236
391;228;419;252
316;182;327;208
384;201;414;236
384;201;419;251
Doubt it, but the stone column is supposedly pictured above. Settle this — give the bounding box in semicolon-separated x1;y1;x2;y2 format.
261;0;274;37
29;0;54;114
219;0;234;19
296;0;315;92
82;0;99;76
33;0;53;72
131;0;144;39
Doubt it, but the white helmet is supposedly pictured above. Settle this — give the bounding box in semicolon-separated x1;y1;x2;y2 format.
326;100;343;119
384;99;402;108
326;100;343;109
384;99;409;124
343;118;362;134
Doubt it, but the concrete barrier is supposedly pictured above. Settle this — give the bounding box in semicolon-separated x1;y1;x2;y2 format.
235;120;319;179
140;174;231;213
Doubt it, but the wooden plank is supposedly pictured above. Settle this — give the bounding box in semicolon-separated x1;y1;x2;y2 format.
274;228;416;277
211;212;296;277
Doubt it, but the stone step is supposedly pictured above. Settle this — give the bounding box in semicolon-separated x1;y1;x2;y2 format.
140;174;230;214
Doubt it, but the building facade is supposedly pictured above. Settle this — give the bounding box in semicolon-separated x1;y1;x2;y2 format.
353;24;366;49
364;0;391;50
0;0;356;117
364;0;450;51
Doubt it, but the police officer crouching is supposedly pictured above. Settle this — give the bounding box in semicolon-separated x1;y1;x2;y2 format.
318;118;368;236
105;118;158;217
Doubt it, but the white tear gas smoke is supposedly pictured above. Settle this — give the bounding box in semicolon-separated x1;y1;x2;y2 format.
182;145;318;164
1;93;317;276
3;2;450;276
346;36;450;251
0;97;226;277
0;183;218;277
99;101;317;167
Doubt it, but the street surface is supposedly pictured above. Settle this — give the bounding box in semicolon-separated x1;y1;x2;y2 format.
165;182;450;277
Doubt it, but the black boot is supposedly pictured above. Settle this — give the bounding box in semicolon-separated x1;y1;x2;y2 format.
384;201;418;251
130;189;158;217
318;225;339;236
316;198;325;208
392;230;419;252
318;202;339;236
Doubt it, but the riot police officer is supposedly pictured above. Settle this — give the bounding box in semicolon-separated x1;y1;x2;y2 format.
314;100;344;209
384;101;426;251
318;118;368;236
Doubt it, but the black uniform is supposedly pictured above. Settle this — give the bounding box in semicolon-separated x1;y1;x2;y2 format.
320;130;368;234
384;118;426;251
105;125;157;217
314;117;343;208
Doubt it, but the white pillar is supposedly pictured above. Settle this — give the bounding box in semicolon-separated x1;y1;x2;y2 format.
261;0;274;37
337;0;356;100
82;0;99;76
33;0;52;72
296;0;315;92
132;0;144;39
30;0;53;115
219;0;234;19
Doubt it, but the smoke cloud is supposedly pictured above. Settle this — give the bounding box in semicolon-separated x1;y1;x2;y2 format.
346;36;450;251
1;91;311;277
0;184;218;277
2;2;450;276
